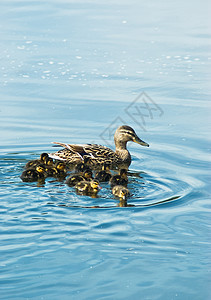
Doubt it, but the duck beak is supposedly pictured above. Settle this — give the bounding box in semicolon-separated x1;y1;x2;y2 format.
133;135;149;147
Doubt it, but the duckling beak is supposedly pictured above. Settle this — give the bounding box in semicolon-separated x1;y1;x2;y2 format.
91;182;102;189
133;135;149;147
121;194;126;200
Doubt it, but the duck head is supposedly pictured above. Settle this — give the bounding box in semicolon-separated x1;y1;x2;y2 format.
114;125;149;147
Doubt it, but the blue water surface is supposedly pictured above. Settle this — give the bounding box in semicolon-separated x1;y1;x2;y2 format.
0;0;211;299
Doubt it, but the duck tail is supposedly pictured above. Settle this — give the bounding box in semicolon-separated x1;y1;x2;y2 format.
48;153;66;161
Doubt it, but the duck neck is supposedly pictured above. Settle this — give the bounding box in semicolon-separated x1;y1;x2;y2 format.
114;139;131;167
115;140;131;166
115;139;127;151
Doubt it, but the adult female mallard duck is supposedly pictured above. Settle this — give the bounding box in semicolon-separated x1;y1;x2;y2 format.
49;125;149;170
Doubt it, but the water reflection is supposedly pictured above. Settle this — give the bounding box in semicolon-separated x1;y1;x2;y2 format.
57;194;180;208
17;160;185;209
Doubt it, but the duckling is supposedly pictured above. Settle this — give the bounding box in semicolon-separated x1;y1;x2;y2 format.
54;161;67;177
75;179;100;195
20;165;47;182
83;169;93;181
45;157;54;167
118;199;128;207
25;153;49;169
74;158;91;173
95;163;112;182
109;169;128;187
46;161;67;178
112;185;130;200
65;169;93;186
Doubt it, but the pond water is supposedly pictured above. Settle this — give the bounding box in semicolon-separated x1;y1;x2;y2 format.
0;0;210;299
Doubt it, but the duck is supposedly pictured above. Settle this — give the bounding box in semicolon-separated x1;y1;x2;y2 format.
24;153;49;169
95;163;112;182
65;169;93;186
74;158;92;173
109;168;128;187
54;161;67;177
20;165;47;182
49;125;149;170
46;161;67;178
45;157;54;167
75;179;100;195
112;185;130;200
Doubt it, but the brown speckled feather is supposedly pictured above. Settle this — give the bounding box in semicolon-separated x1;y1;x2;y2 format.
48;126;149;170
49;143;121;169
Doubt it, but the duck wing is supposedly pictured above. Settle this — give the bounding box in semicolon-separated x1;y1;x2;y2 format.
52;142;115;159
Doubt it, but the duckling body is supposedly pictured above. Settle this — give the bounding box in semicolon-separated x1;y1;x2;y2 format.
20;165;46;182
54;161;67;177
110;169;128;187
74;159;91;173
112;185;130;200
49;125;149;170
46;161;67;178
75;179;100;195
65;170;93;186
45;157;54;167
95;163;111;182
66;174;85;186
25;153;49;169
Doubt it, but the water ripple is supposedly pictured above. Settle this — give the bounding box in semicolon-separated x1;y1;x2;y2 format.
0;139;208;211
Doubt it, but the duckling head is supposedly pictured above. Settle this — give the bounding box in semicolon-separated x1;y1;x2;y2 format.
119;189;128;200
56;162;66;171
90;180;100;190
40;153;49;162
45;157;54;166
84;170;93;180
101;163;110;171
26;170;35;177
75;162;86;172
119;168;127;178
75;157;91;172
36;165;46;174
